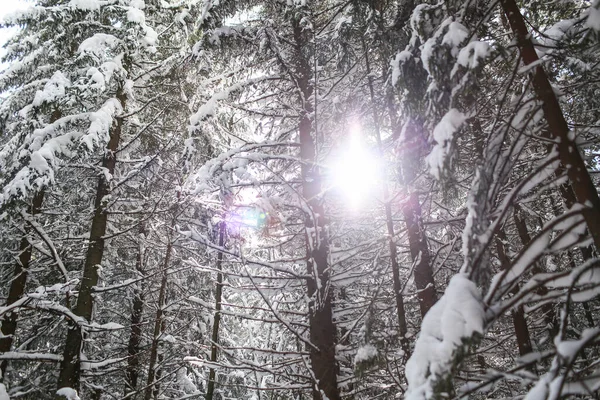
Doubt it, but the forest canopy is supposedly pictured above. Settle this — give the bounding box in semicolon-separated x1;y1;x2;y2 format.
0;0;600;399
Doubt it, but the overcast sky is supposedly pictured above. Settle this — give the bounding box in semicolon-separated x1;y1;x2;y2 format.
0;0;30;64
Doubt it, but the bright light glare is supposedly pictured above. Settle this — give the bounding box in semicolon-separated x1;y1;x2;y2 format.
329;127;381;209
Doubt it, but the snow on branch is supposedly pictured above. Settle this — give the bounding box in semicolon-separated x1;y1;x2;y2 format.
585;0;600;31
188;75;277;132
426;108;469;180
0;352;62;362
405;274;485;400
0;98;123;207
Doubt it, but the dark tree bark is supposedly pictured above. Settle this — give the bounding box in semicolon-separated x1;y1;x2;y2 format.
402;192;437;317
124;223;147;396
205;222;225;400
291;14;341;400
143;234;173;400
372;7;437;319
0;190;45;379
513;206;558;339
495;230;532;357
500;0;600;248
57;90;126;393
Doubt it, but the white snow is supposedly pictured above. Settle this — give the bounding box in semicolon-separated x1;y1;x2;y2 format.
189;82;244;130
544;257;600;302
525;378;549;400
31;71;71;107
88;322;124;331
177;368;198;394
69;0;101;10
78;33;120;56
426;109;469;179
540;18;576;46
141;26;158;48
442;21;469;56
56;388;80;400
453;41;491;74
391;50;412;86
585;1;600;31
555;328;600;362
0;96;122;206
0;383;8;400
82;97;123;151
405;274;485;400
354;344;377;365
0;351;62;362
127;7;145;24
86;67;106;91
129;0;145;8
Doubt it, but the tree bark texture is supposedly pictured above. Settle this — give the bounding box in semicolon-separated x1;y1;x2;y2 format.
205;222;225;400
57;91;126;393
375;9;438;318
402;192;437;317
143;237;173;400
495;230;532;357
292;16;341;400
124;223;146;396
500;0;600;248
513;207;558;339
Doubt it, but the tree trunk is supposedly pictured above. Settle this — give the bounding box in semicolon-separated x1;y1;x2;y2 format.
206;222;225;400
513;206;558;339
372;10;437;318
402;192;437;317
143;236;173;400
0;190;45;380
57;91;126;393
292;16;341;400
500;0;600;248
124;223;146;396
495;230;532;357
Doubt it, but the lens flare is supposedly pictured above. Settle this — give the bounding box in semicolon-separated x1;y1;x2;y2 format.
328;124;380;209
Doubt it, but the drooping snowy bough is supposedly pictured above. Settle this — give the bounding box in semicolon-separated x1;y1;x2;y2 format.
405;274;485;400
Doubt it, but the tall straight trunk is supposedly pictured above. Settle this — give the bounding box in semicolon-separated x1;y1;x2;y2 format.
0;190;45;379
205;222;225;400
362;37;409;355
124;223;146;396
372;10;437;318
143;236;173;400
495;230;532;357
57;91;126;393
292;17;340;400
513;206;558;338
500;0;600;248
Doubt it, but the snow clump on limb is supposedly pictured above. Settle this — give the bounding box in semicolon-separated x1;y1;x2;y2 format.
354;343;377;366
0;383;9;400
585;0;600;31
56;387;80;400
405;274;485;400
426;108;469;180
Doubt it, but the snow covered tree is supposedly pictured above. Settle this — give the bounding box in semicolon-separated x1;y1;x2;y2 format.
1;0;599;399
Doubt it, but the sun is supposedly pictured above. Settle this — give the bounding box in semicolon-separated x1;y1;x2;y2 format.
328;124;381;209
